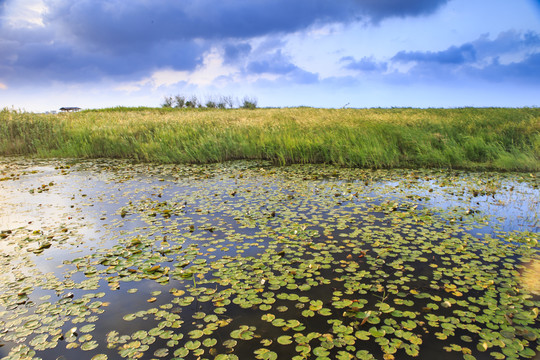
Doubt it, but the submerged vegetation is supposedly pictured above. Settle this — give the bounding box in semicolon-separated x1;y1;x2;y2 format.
0;159;538;360
0;107;539;171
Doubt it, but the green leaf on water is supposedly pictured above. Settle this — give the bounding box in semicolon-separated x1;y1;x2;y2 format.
188;330;204;339
184;340;201;350
173;347;189;357
91;355;108;360
313;347;330;357
80;341;98;351
223;339;237;349
355;331;370;340
80;324;95;333
277;335;292;345
24;320;40;330
154;348;169;357
203;338;217;347
122;313;136;321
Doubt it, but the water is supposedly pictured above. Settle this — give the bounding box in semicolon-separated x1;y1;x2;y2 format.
0;159;538;360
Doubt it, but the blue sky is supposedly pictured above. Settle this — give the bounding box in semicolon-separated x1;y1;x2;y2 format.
1;0;539;111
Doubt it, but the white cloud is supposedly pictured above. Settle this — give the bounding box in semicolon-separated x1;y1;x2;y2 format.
2;0;47;28
116;48;244;92
188;49;239;86
0;83;7;90
148;69;191;88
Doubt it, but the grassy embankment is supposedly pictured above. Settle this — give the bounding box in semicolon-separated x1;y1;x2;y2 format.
1;107;539;171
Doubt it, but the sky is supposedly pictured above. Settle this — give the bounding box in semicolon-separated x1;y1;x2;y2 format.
1;0;540;112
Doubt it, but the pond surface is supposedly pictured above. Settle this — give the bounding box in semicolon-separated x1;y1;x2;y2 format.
0;158;538;360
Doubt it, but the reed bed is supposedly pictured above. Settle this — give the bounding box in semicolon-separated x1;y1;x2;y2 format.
1;107;538;171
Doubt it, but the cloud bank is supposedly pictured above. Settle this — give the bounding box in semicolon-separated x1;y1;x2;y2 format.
1;0;539;110
340;30;540;84
1;0;450;85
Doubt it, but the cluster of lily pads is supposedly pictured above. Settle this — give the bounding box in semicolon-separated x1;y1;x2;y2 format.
0;159;538;360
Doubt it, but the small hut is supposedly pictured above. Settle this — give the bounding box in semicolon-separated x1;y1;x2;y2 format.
59;107;81;112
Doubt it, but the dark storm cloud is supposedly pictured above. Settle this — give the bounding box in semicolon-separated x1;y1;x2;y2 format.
247;51;297;74
45;0;451;50
392;44;476;64
466;53;540;83
3;0;450;85
392;31;539;67
340;56;388;72
472;31;540;58
356;0;452;23
223;43;252;64
389;31;540;83
0;36;206;84
246;50;319;84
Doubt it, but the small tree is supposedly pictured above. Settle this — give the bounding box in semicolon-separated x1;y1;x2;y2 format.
241;96;257;110
217;95;234;109
185;95;198;108
174;95;186;108
162;96;174;108
205;100;217;108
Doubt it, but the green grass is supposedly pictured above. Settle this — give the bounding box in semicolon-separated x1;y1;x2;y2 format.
1;107;539;171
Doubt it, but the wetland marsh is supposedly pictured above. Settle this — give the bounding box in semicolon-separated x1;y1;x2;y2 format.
0;158;538;360
1;107;539;171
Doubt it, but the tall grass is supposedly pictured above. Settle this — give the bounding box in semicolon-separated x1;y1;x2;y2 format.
1;107;538;171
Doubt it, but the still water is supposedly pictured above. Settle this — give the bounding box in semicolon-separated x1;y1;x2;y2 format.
0;158;538;360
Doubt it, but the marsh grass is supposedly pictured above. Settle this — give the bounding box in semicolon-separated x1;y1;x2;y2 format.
1;107;539;171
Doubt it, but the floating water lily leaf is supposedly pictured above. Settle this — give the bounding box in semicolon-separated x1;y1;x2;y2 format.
80;341;98;351
189;330;204;339
476;341;488;352
154;348;169;357
369;327;386;338
313;347;330;357
203;337;217;347
319;308;332;316
90;355;108;360
215;354;239;360
173;347;189;357
24;320;40;330
277;335;292;345
122;314;136;321
149;327;164;337
80;324;95;333
356;350;375;360
223;339;237;349
271;318;286;327
254;348;278;360
184;340;201;350
355;331;370;340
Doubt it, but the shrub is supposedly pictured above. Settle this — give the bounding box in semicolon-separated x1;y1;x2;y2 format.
206;101;217;108
162;96;174;108
161;94;257;109
241;97;257;110
185;95;199;108
220;95;234;109
174;95;186;108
